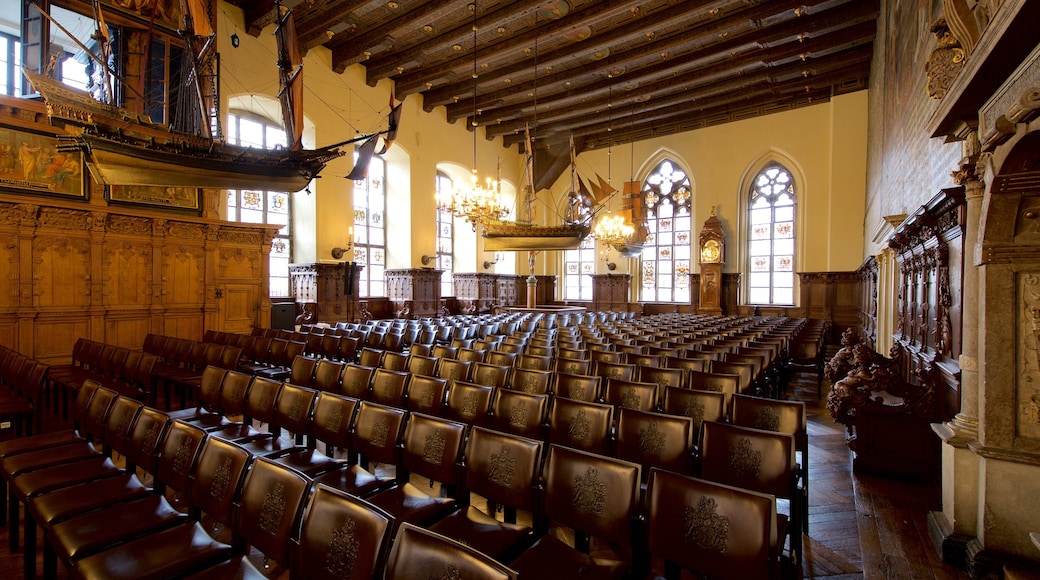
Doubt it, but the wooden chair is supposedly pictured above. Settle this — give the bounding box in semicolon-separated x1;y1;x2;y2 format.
486;350;518;367
369;368;410;407
406;353;439;377
638;366;684;389
710;360;756;396
381;350;409;371
405;374;449;416
435;358;472;383
338;363;375;399
443;381;494;427
286;354;320;386
507;367;552;395
700;420;803;566
731;393;809;533
491;390;549;440
385;523;518;580
547;397;614;456
614;407;695;480
603;378;660;413
509;445;641;578
292;484;395;580
553;374;598;404
687;370;739;415
593;360;637;382
646;468;783;579
365;413;467;530
471;362;511;389
664;355;708;374
312;358;346;392
516;353;552;371
429;426;543;560
661;387;726;450
555;357;593;375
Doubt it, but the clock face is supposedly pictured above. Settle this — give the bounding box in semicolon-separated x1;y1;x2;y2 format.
701;239;721;263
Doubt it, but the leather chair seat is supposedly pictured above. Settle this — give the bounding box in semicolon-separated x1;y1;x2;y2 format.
510;534;628;580
71;521;233;580
48;494;189;562
270;449;341;476
367;482;457;527
184;555;277;580
28;474;151;525
0;431;83;459
3;442;100;478
311;463;390;497
428;505;531;559
12;456;122;502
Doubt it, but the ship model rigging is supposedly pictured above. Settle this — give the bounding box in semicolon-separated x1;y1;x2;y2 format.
22;0;398;191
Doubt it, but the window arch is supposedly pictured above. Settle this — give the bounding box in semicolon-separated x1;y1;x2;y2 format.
225;110;293;297
640;159;692;302
435;171;455;297
747;163;796;305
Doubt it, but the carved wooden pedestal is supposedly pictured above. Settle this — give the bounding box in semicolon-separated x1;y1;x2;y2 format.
453;273;521;314
289;262;363;324
386;268;442;319
592;274;631;312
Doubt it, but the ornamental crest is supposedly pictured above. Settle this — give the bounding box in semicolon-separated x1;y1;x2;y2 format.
422;430;447;465
568;409;591;441
509;400;529;427
172;439;195;475
751;408;780;432
461;393;478;418
210;456;233;498
370;416;390;447
572;466;607;515
620;388;641;409
683;496;729;553
729;438;762;478
324;518;360;576
488;444;516;487
681;399;705;423
258;481;286;535
639;421;665;456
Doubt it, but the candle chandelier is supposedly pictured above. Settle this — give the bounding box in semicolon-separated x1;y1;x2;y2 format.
434;0;508;231
594;212;635;247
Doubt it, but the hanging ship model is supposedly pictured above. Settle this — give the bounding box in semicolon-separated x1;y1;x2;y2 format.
22;0;398;191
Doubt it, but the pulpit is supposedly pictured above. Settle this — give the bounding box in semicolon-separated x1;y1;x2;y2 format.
289;262;363;324
386;268;443;319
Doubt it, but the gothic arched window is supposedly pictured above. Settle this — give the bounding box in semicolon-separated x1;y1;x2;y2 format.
640;160;692;302
747;164;796;305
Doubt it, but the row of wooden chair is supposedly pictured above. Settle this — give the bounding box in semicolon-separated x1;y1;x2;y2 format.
44;339;158;415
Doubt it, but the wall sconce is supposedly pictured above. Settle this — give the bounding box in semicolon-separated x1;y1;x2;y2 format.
483;252;504;270
230;33;240;48
332;226;355;260
420;254;436;266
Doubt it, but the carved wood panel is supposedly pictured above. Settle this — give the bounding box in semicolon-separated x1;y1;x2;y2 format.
104;239;153;306
32;235;91;308
161;245;205;306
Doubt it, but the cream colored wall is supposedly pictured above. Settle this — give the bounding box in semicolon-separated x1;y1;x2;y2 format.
216;2;523;274
551;92;869;285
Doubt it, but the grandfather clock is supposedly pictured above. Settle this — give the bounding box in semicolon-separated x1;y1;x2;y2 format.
698;207;724;315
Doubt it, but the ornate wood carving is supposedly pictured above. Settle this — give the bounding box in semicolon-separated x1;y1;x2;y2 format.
289;262;363;324
592;273;631;312
385;268;442;319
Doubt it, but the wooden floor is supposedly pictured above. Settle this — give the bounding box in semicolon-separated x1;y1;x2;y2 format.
0;371;971;579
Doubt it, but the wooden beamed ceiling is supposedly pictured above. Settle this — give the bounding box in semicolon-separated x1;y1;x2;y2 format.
230;0;879;175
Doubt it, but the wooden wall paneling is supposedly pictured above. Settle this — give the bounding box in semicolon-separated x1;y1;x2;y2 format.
386;268;443;319
32;315;91;362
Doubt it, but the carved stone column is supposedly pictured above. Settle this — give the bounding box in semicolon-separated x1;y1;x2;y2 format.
929;130;982;567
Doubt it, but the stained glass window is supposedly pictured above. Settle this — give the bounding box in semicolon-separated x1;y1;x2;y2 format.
225;111;294;298
747;164;795;305
354;154;386;297
640;160;692;302
435;172;455;297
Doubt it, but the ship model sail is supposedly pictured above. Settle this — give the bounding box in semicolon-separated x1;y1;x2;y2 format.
22;0;394;191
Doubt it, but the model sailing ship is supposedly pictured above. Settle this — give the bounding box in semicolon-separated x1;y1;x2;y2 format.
22;0;397;191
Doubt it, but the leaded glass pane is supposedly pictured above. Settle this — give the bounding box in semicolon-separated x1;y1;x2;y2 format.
751;223;770;240
227;190;237;208
774;206;794;222
370;228;385;246
746;164;796;305
242;190;262;211
774;238;794;256
749;272;770;287
751;256;770;272
775;221;793;238
774;255;793;272
240;208;263;223
641;158;692;302
371;248;385;265
750;240;771;256
749;287;770;303
269;277;289;298
642;262;655;288
773;272;794;287
268;192;288;214
353;247;367;264
751;208;771;224
773;288;793;305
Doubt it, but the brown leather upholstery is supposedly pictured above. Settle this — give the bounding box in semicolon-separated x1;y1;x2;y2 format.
594;361;637;383
491;390;548;440
731;393;809;533
700;420;801;565
547;396;614;456
509;445;641;579
435;358;472;382
507;367;552;395
406;354;439;377
515;353;551;371
287;354;320;387
429;426;543;559
444;381;494;427
603;378;660;412
614;407;694;478
661;387;726;447
293;484;394;580
339;363;375;399
56;435;249;577
686;370;739;415
166;365;228;424
709;360;755;395
187;458;311;578
312;359;346;392
381;350;409;371
553;372;602;403
366;413;466;527
590;350;626;364
471;362;511;389
237;382;316;458
486;350;518;367
638;366;684;389
555;357;593;375
385;523;518;580
457;347;487;363
358;347;385;368
369;368;410;407
664;355;708;374
404;374;448;415
646;468;779;579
